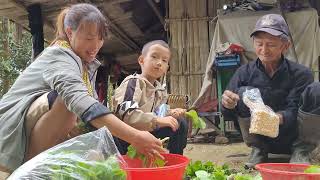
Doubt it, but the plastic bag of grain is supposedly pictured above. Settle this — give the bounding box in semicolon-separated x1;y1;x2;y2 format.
243;88;280;138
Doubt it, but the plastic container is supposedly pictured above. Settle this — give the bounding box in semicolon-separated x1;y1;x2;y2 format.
255;163;320;180
122;153;189;180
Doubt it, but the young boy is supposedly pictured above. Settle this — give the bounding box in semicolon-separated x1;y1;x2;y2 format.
113;40;188;155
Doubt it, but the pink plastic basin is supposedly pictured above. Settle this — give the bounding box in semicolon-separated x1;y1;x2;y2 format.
255;163;320;180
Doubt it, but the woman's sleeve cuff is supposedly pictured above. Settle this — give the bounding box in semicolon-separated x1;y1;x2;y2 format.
81;102;112;123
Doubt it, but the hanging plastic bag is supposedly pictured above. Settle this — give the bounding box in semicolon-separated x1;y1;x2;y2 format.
243;88;280;138
8;127;127;180
154;104;170;117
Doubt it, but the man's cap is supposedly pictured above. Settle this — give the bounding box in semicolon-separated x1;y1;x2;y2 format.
250;14;289;38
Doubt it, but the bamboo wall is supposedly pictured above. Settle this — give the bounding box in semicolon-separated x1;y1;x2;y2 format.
167;0;227;103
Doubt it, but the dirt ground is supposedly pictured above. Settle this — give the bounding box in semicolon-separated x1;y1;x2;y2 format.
184;142;250;170
183;130;291;171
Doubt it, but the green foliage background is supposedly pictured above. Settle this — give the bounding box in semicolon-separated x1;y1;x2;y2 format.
0;18;32;97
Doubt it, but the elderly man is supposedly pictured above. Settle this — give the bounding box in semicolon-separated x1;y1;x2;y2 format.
221;14;313;168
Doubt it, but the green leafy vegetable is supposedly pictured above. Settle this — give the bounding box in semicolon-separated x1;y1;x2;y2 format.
185;160;262;180
47;151;126;180
185;160;230;179
126;137;169;168
195;170;211;179
185;110;206;129
304;165;320;173
234;173;256;180
253;174;263;180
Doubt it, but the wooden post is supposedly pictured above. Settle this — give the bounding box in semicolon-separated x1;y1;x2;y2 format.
1;17;11;94
27;4;44;60
14;23;23;44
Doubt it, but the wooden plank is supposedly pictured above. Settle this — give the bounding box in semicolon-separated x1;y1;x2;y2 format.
0;8;27;17
146;0;164;26
99;3;140;51
14;22;22;43
109;0;131;5
112;11;133;23
0;3;15;9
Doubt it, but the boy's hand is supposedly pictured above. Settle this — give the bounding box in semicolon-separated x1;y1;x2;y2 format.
156;116;179;131
168;108;186;119
222;90;240;109
131;131;166;159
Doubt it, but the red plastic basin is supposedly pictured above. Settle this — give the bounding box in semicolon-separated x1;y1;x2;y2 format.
255;163;320;180
121;153;189;180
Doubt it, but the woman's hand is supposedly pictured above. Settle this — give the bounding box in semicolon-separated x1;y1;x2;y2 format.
131;131;166;159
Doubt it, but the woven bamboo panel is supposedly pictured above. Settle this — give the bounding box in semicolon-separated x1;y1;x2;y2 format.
167;0;228;104
167;94;189;109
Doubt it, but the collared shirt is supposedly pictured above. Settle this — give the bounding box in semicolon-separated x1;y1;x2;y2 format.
223;57;313;130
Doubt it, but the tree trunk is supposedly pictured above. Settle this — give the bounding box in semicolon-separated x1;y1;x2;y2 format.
2;17;9;56
14;23;22;44
1;17;10;95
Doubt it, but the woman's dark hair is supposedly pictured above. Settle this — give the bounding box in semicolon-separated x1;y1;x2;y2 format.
51;3;107;45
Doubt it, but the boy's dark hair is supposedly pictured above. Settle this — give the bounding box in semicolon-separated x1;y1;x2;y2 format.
141;40;170;56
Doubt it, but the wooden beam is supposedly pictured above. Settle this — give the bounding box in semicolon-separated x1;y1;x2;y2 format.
8;0;55;31
97;3;140;51
146;0;164;26
105;18;140;50
4;0;26;12
110;0;131;5
145;22;162;34
112;11;133;23
27;3;44;59
78;1;140;51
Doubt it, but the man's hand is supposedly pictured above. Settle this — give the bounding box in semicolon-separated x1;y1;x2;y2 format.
222;90;240;109
131;131;166;159
156;116;179;131
276;113;284;125
168;108;186;119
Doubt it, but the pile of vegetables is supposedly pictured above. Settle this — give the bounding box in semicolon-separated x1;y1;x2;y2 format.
185;160;262;180
47;150;126;180
8;127;126;180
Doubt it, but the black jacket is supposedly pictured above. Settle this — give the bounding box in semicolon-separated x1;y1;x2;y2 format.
223;57;314;131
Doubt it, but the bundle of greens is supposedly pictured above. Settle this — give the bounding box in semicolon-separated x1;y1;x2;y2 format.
185;110;206;129
126;137;169;168
304;165;320;173
185;160;262;180
8;127;126;180
48;150;126;180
